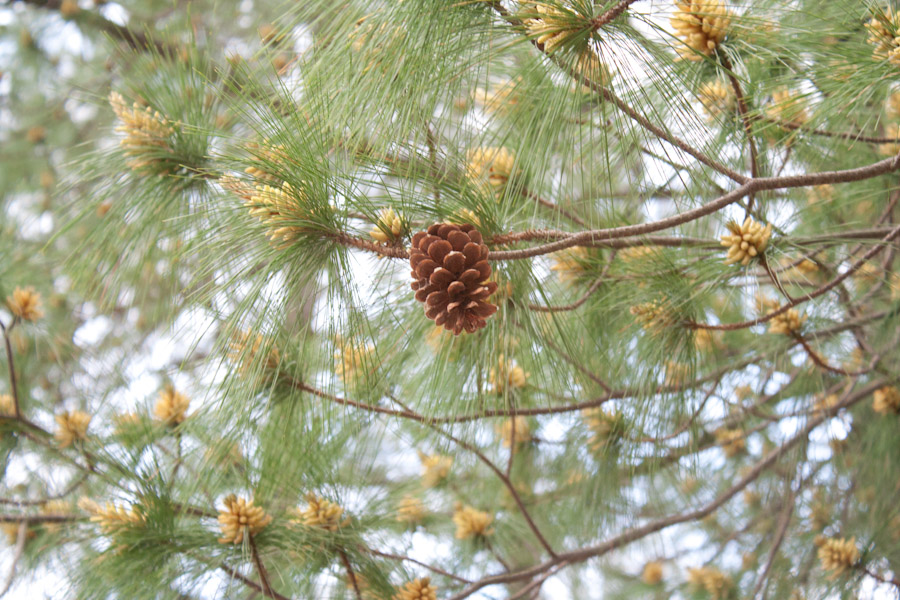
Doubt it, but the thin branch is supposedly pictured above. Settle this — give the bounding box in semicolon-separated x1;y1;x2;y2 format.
857;565;900;590
488;154;900;261
524;188;586;227
219;564;290;600
247;534;275;599
363;548;473;584
0;521;27;599
0;320;21;418
720;55;760;216
688;223;900;331
338;550;362;600
446;380;883;600
749;489;794;599
591;0;642;29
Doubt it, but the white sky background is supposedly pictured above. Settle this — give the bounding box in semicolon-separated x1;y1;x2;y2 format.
0;1;896;599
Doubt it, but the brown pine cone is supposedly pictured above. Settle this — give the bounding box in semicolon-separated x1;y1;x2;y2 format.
410;223;498;334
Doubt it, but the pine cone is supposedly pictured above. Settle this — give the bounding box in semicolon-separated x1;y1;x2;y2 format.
409;223;498;334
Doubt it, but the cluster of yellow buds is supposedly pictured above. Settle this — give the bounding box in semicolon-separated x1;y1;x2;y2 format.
292;493;350;531
665;361;694;386
574;49;612;90
629;299;676;334
418;452;453;488
766;89;808;127
714;427;745;457
671;1;731;61
495;416;531;448
523;2;587;54
465;147;517;194
395;495;426;524
582;407;625;453
228;330;281;375
642;561;664;585
79;498;145;535
782;257;819;281
488;355;528;393
721;217;773;266
55;410;91;447
550;246;590;283
452;503;494;539
369;207;406;244
5;286;44;322
153;387;190;426
817;536;859;577
244;141;288;183
693;328;719;352
335;339;375;384
108;92;175;172
758;297;805;335
471;78;520;114
806;184;834;205
813;393;839;415
392;578;437;600
348;14;407;75
872;385;900;415
244;181;316;248
686;566;733;600
866;9;900;66
619;246;658;263
217;495;272;544
0;393;14;418
698;79;736;119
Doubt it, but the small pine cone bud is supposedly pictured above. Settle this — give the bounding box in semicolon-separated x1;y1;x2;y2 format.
370;207;406;244
767;89;808;127
79;497;144;535
714;427;745;457
671;0;731;61
54;410;91;447
409;223;498;334
758;297;806;335
0;394;15;418
60;0;79;18
392;578;437;600
5;286;44;322
866;9;900;65
452;503;494;540
524;3;585;54
583;407;625;453
817;536;859;577
629;299;676;334
418;451;452;488
108;92;175;172
642;561;664;585
465;147;517;192
721;217;773;266
686;566;732;599
292;493;350;531
396;495;426;524
872;385;900;415
489;355;528;393
495;416;531;448
154;387;190;426
698;79;736;119
217;494;272;544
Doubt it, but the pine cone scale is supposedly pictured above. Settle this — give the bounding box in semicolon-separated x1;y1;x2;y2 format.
410;223;498;334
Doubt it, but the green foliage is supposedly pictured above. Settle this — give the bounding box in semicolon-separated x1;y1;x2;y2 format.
2;0;900;599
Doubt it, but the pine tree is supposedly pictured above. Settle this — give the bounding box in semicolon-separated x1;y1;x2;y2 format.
2;1;900;598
